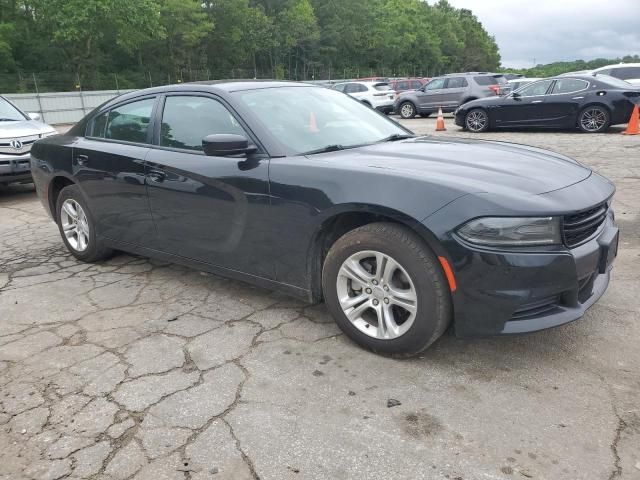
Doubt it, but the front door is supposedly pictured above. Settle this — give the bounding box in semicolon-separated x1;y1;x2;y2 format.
144;93;273;279
73;96;157;244
417;77;447;110
494;79;554;126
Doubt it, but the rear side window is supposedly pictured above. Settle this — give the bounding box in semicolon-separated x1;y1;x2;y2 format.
373;83;391;91
611;67;640;80
333;84;346;92
445;77;468;88
103;98;155;143
396;81;409;90
474;76;499;86
551;78;589;94
160;96;247;151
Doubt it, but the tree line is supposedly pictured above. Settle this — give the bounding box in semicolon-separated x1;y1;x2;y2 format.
506;55;640;78
0;0;501;90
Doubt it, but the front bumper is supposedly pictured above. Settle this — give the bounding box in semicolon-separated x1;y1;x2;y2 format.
449;214;618;337
0;153;32;184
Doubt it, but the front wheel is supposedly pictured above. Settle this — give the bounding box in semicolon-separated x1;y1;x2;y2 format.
398;102;416;119
578;106;610;133
56;184;113;262
322;223;451;356
465;108;489;132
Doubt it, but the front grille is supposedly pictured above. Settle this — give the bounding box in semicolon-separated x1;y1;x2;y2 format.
562;203;608;248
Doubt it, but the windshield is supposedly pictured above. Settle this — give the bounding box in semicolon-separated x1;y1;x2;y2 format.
596;74;634;89
0;97;26;121
234;86;408;155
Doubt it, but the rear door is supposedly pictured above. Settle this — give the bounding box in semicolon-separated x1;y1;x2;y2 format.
144;93;273;278
543;78;590;127
441;76;468;108
73;96;157;244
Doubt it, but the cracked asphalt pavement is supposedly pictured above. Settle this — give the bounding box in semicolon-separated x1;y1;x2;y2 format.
1;120;639;479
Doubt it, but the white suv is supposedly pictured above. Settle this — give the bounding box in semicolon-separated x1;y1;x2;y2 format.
592;63;640;86
332;81;395;114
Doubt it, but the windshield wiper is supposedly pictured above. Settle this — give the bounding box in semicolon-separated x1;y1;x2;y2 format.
302;144;347;155
377;133;415;142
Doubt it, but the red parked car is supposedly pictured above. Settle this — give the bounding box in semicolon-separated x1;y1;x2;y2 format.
388;78;430;96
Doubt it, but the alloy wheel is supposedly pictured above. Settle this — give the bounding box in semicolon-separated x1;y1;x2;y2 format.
400;103;415;118
466;110;488;132
580;108;607;132
336;250;417;340
60;199;90;252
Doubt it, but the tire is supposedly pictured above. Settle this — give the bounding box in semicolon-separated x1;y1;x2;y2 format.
398;101;416;119
419;113;432;118
322;222;451;356
577;105;610;133
465;108;489;133
56;184;113;262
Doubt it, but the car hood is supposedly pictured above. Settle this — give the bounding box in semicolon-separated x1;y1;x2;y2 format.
312;136;592;196
0;120;56;139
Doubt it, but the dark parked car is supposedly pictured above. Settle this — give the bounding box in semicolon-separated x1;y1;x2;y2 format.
31;81;618;355
394;72;508;119
455;74;640;133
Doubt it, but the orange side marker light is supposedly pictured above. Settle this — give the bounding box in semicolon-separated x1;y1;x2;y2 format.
438;256;457;292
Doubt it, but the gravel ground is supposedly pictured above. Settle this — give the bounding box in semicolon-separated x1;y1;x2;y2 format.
1;118;639;480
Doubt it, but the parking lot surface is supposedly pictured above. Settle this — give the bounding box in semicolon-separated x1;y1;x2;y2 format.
1;119;639;480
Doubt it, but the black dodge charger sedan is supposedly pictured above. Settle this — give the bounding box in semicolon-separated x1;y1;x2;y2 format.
455;74;639;133
30;81;618;355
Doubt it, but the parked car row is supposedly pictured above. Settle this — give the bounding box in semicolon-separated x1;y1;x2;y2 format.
454;74;640;133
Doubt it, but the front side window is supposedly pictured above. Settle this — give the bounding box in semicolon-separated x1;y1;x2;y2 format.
0;97;26;122
235;86;407;155
517;79;554;97
426;78;446;90
160;96;246;151
551;78;589;94
411;80;423;89
103;98;155;143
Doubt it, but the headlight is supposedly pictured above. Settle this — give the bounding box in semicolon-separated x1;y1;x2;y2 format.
457;217;561;246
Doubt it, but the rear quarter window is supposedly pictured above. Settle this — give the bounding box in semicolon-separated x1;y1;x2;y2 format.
474;76;499;86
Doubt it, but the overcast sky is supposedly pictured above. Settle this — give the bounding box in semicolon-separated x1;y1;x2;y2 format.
440;0;640;68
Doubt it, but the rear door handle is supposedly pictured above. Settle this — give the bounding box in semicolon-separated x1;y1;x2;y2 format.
531;100;543;104
572;96;584;100
147;169;166;183
76;154;89;166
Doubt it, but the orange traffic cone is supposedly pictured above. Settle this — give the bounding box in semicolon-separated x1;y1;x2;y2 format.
309;111;319;133
622;104;639;135
435;107;446;131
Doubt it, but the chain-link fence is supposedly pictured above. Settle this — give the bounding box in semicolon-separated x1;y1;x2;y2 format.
0;66;438;94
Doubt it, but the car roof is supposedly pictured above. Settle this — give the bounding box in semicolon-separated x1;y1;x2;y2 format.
593;63;640;70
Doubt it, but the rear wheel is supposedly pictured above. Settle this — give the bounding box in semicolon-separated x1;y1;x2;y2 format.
578;106;610;133
56;185;113;262
399;102;416;119
322;223;451;356
465;108;489;132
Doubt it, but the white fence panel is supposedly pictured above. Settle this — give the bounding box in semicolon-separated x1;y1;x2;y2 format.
5;89;135;125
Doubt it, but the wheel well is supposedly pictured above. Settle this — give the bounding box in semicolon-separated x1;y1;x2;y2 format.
461;97;477;104
307;211;444;303
579;102;611;114
48;176;75;221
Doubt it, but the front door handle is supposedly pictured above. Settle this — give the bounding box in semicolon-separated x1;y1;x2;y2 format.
76;154;89;166
531;100;543;104
147;169;166;183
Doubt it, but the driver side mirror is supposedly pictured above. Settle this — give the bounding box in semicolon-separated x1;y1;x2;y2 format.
27;112;41;121
202;134;257;157
511;92;521;100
